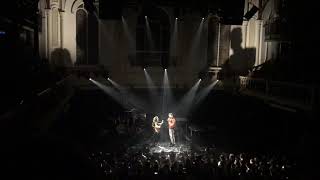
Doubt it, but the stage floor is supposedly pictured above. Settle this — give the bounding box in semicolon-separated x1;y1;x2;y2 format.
149;142;191;153
128;142;191;154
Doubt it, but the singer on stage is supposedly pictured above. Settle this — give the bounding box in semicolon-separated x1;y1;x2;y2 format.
167;113;176;146
152;116;163;146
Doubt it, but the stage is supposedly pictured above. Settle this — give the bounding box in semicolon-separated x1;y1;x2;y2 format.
149;142;191;153
128;142;191;154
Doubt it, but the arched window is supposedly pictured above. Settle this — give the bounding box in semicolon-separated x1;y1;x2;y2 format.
76;8;88;65
75;4;99;65
134;6;170;68
88;13;99;64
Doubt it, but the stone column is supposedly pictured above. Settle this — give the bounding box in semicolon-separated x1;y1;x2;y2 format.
41;9;48;59
219;24;231;66
34;12;40;58
207;16;220;67
207;18;214;66
242;21;248;48
59;10;65;49
255;20;263;65
45;8;51;60
216;22;221;66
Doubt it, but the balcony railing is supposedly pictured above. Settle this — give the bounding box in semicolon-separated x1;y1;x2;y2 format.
239;76;318;111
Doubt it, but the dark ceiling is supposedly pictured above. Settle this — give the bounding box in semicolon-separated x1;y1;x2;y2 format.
101;0;245;24
0;0;245;25
0;0;39;28
0;0;39;18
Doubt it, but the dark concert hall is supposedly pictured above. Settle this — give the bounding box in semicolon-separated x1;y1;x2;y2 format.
0;0;318;179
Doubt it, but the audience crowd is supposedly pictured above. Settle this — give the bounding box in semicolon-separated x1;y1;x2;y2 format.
90;146;297;180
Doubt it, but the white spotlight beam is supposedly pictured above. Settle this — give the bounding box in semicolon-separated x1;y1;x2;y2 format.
107;78;122;90
169;18;178;59
174;79;201;116
144;68;160;112
90;78;125;107
162;69;175;118
194;80;219;105
144;68;157;89
187;19;204;65
122;17;135;51
145;17;155;50
107;78;148;112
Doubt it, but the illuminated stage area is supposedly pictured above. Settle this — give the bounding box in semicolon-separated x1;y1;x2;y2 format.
149;143;191;154
129;142;191;154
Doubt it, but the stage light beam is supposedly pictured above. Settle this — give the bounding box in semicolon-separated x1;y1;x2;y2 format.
89;78;125;107
194;80;219;106
106;78;149;111
145;16;155;50
187;17;205;69
174;79;201;116
144;68;160;113
122;17;135;53
170;17;178;58
161;68;175;118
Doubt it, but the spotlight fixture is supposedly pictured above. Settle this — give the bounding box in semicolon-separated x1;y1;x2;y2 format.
144;68;146;71
107;77;110;80
165;69;167;71
89;78;92;80
145;16;147;18
175;17;178;20
199;79;202;81
202;17;204;20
